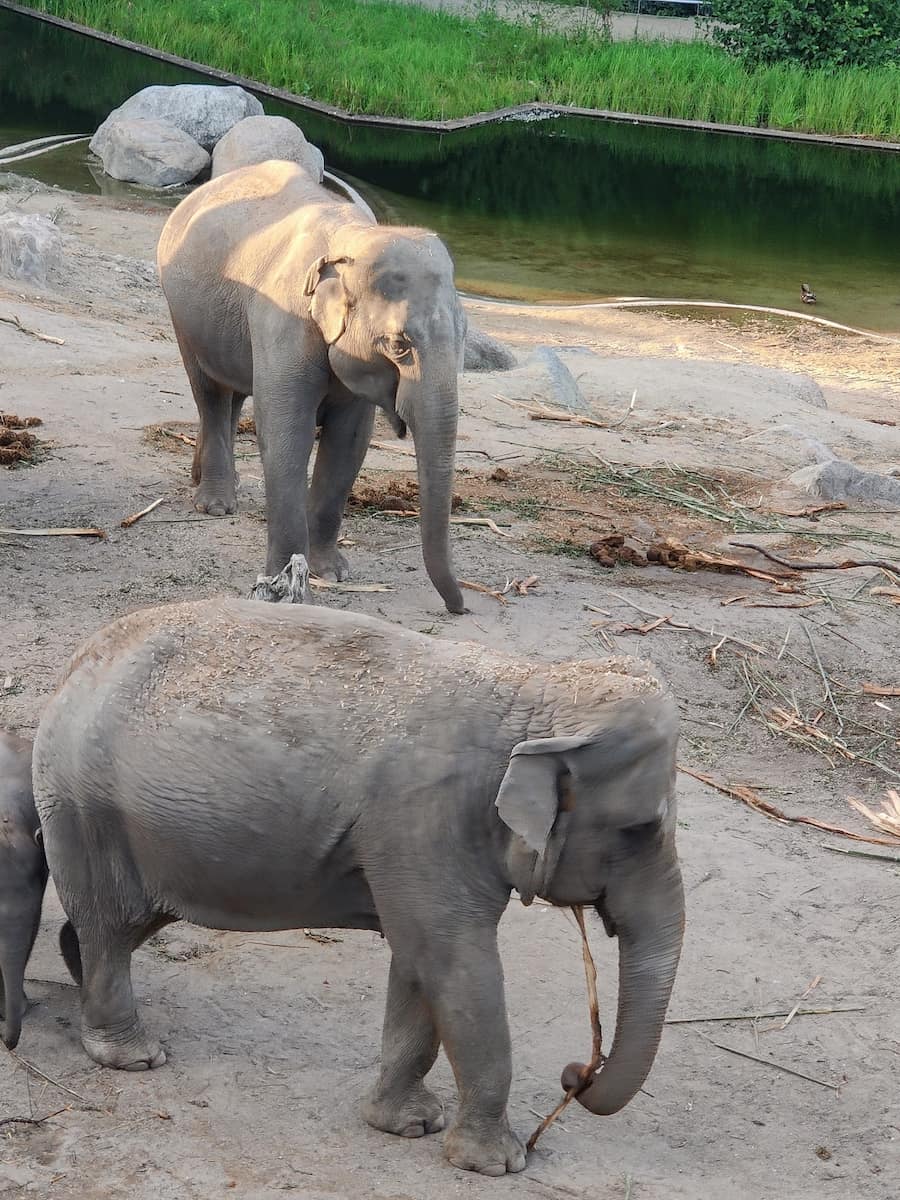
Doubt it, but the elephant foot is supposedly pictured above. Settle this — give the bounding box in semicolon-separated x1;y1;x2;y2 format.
193;479;237;517
444;1117;526;1176
307;545;350;583
362;1082;445;1138
82;1021;167;1071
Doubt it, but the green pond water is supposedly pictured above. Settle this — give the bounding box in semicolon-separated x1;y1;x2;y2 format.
2;6;900;332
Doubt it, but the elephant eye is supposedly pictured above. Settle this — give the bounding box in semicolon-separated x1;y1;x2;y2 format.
384;334;413;361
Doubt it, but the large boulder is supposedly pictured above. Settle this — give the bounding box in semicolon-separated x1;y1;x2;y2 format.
212;115;324;181
91;117;210;187
789;458;900;506
463;324;517;372
0;212;63;285
91;84;262;155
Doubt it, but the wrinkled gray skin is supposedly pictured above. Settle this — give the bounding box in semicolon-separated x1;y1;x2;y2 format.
157;160;466;613
34;599;684;1176
0;733;47;1050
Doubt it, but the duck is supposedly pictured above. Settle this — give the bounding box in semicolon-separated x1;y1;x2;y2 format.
800;282;817;304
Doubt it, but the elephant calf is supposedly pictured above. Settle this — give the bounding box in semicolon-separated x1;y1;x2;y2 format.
34;600;684;1176
0;733;48;1049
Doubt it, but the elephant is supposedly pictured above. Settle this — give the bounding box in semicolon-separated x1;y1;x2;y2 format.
33;598;684;1176
157;160;466;614
0;733;48;1049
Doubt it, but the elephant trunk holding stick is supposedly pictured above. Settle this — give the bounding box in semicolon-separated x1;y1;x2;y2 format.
157;160;466;613
33;599;684;1176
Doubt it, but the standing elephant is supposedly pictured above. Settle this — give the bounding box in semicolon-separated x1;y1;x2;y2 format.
157;160;466;613
0;733;48;1049
33;599;684;1176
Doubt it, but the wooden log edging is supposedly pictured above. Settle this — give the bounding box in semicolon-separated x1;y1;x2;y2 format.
3;0;900;152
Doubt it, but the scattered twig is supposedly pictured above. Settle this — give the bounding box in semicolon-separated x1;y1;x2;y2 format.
160;428;196;447
862;683;900;697
665;1005;865;1025
731;542;900;577
369;439;416;456
0;526;105;539
5;1051;94;1106
607;390;637;429
308;579;392;593
766;707;900;781
503;575;540;596
120;497;164;528
0;313;65;345
803;626;843;736
702;1037;841;1092
769;502;847;519
680;766;900;846
494;394;606;429
451;517;513;538
0;1108;67;1130
820;843;900;864
590;593;764;655
528;906;602;1152
847;791;900;839
460;580;508;605
869;586;900;604
778;975;822;1031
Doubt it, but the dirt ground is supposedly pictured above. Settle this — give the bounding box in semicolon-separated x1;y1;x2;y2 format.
1;180;899;1200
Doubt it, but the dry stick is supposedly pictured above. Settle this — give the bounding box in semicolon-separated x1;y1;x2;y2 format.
452;517;513;538
665;1005;865;1026
803;625;844;736
0;313;65;345
0;1108;67;1130
770;502;847;519
779;975;822;1031
369;439;416;456
702;1036;841;1093
460;580;508;605
680;766;900;848
731;541;900;577
0;526;105;539
160;428;196;447
527;906;602;1152
5;1050;93;1106
493;394;606;429
862;683;900;698
587;595;764;656
820;843;900;864
120;496;164;528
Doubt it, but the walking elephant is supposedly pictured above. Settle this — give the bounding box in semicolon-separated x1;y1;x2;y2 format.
33;599;684;1176
0;733;48;1049
157;160;466;613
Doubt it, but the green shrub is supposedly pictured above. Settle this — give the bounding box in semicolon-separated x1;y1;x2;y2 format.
712;0;900;68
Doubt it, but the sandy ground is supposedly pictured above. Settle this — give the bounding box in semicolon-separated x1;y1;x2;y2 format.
1;180;899;1200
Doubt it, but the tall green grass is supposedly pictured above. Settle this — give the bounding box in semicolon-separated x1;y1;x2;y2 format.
27;0;900;137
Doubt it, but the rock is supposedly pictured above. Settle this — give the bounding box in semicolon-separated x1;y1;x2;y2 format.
787;375;827;409
0;212;62;284
534;345;591;413
212;115;324;181
91;118;210;187
789;458;900;506
91;84;263;155
463;324;517;372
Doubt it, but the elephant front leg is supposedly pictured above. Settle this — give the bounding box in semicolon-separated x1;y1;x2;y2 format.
254;381;323;575
362;957;444;1138
307;391;375;581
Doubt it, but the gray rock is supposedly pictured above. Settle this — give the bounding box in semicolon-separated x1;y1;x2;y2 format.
0;212;62;284
463;324;517;372
92;118;210;187
534;345;591;412
212;115;324;181
91;84;262;155
789;458;900;506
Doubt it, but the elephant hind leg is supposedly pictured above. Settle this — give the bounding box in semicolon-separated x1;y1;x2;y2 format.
362;956;444;1139
173;329;239;516
60;920;82;985
75;914;171;1071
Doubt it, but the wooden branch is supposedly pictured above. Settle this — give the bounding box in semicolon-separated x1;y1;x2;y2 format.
731;541;900;576
0;313;65;345
120;497;164;528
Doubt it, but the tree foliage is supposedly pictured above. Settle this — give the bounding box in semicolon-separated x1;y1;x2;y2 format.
711;0;900;68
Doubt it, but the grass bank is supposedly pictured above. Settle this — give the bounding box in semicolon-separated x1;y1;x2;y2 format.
27;0;900;137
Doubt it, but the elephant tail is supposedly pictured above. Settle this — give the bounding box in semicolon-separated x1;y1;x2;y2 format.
59;921;83;986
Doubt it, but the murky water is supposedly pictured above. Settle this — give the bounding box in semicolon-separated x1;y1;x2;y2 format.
2;7;899;331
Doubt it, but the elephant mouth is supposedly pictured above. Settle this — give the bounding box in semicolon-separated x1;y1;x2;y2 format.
595;894;618;939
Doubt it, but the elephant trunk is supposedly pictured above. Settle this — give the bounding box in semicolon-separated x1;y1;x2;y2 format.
398;362;465;614
563;855;684;1115
1;917;40;1050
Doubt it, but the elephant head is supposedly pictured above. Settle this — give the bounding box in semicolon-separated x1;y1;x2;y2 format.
0;734;48;1049
495;689;684;1116
303;228;466;614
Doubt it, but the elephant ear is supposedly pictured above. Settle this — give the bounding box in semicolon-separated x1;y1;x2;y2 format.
495;734;590;903
303;255;353;345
